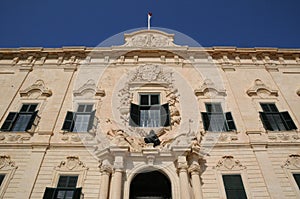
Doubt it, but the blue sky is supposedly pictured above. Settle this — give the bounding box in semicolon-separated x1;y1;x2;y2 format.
0;0;299;48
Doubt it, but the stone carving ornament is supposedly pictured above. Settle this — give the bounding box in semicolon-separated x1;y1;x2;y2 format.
0;155;17;170
282;154;300;169
19;79;52;98
122;30;179;48
214;156;246;170
56;156;88;171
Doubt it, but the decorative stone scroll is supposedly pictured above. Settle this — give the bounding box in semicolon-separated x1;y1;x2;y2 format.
194;79;226;98
282;154;300;170
73;79;105;98
0;155;17;170
19;79;52;98
55;156;88;171
122;30;179;48
246;79;278;97
214;156;246;171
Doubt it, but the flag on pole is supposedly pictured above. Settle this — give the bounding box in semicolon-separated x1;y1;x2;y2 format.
148;12;152;30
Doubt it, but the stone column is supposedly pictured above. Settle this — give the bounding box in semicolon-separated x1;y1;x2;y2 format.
188;163;203;199
99;163;112;199
109;156;124;199
177;156;191;199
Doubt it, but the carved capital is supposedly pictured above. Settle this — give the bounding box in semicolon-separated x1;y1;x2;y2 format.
188;163;201;175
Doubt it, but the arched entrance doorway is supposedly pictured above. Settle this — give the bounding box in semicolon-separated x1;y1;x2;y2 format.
130;170;172;199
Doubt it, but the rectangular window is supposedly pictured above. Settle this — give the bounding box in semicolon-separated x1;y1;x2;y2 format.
129;94;170;128
62;104;95;132
259;103;297;131
201;103;236;132
293;174;300;189
0;174;5;186
43;175;82;199
1;104;38;132
222;175;247;199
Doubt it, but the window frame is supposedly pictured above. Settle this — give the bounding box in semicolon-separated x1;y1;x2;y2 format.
61;103;96;133
259;103;297;131
202;102;236;132
216;170;251;199
0;103;39;132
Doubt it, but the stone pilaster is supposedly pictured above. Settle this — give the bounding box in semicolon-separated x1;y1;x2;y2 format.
188;163;203;199
99;162;112;199
177;156;191;199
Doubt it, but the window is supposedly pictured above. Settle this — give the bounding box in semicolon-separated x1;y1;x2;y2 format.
259;103;297;131
201;103;236;132
293;174;300;189
222;175;247;199
62;104;95;132
0;175;5;187
43;175;82;199
129;94;170;127
0;104;38;132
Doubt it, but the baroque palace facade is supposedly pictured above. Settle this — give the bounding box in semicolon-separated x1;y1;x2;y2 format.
0;29;299;199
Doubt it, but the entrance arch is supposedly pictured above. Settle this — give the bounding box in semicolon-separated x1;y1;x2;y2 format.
130;170;172;199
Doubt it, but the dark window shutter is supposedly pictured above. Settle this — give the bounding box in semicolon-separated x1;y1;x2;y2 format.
73;187;82;199
223;175;247;199
160;103;170;127
201;112;209;131
26;111;38;131
293;174;300;189
225;112;236;131
259;112;272;131
62;111;75;131
1;112;18;131
87;110;96;131
129;103;140;127
280;111;297;130
43;187;56;199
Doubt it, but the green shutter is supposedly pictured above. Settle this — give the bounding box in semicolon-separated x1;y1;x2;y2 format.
280;111;297;130
73;187;82;199
259;112;273;130
129;103;140;127
62;111;75;131
225;112;236;131
201;112;209;131
222;175;247;199
160;103;170;127
26;111;38;131
87;110;96;131
1;112;18;131
43;187;56;199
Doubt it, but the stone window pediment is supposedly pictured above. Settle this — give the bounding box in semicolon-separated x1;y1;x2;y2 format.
19;80;52;98
247;79;278;98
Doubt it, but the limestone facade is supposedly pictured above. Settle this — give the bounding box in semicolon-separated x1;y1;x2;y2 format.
0;29;299;199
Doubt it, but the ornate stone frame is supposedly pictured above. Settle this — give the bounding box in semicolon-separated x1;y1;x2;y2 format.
281;154;300;198
194;79;227;99
51;156;88;188
0;155;18;198
246;79;278;98
214;156;251;199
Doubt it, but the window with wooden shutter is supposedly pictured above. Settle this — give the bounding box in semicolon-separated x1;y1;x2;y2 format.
129;94;170;128
222;175;247;199
43;175;82;199
260;103;297;131
62;104;95;132
202;103;236;132
1;104;38;132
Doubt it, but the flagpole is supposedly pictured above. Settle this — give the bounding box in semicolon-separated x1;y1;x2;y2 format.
148;12;152;30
